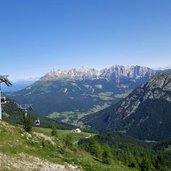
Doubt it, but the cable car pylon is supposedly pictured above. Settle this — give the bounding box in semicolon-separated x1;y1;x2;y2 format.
0;75;12;120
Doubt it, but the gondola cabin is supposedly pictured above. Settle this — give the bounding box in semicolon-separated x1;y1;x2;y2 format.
35;119;40;126
1;97;7;104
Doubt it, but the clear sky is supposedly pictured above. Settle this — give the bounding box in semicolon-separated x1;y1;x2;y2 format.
0;0;171;80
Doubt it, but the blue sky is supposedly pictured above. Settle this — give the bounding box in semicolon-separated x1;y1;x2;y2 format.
0;0;171;80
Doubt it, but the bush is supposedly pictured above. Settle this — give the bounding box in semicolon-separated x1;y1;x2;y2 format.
51;125;58;136
102;145;112;165
23;114;32;133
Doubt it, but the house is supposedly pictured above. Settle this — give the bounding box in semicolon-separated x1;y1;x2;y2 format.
72;128;81;133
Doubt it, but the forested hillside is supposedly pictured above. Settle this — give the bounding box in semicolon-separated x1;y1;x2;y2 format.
82;72;171;140
79;132;171;171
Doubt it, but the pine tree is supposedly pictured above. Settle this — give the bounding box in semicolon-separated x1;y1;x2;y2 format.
88;139;102;158
23;114;32;133
140;155;152;171
126;152;138;168
51;125;58;136
102;145;112;164
64;134;74;149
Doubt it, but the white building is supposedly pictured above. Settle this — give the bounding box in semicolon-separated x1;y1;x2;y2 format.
72;128;81;133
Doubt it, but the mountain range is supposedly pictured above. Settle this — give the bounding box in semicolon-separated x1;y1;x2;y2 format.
7;65;157;124
2;69;171;170
82;72;171;140
41;65;155;81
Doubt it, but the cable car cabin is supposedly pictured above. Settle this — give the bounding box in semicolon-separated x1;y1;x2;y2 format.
1;97;7;104
35;119;40;126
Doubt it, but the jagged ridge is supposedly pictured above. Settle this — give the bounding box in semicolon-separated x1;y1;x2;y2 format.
82;72;171;140
7;65;157;125
41;65;155;81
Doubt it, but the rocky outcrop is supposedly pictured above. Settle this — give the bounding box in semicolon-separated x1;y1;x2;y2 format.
0;153;81;171
116;72;171;118
101;65;155;81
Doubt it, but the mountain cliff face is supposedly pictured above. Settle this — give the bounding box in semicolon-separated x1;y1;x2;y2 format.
113;72;171;119
41;66;101;81
8;65;156;125
82;72;171;140
41;65;155;82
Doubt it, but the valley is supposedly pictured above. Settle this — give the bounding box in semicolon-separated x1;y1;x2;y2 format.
7;65;155;125
1;1;171;170
1;67;171;171
82;72;171;141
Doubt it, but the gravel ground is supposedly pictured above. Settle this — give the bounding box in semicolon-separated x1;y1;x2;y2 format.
0;153;81;171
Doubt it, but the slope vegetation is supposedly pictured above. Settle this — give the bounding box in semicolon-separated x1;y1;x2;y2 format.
82;72;171;140
0;121;137;171
2;99;75;130
78;132;171;171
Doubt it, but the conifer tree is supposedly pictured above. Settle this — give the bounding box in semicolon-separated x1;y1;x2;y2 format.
51;125;58;136
102;145;112;164
23;114;32;133
140;155;152;171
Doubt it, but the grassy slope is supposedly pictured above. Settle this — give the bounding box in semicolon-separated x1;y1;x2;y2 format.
0;121;137;171
2;99;76;130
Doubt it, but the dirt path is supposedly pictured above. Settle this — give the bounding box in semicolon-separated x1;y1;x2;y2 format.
85;133;91;139
0;153;81;171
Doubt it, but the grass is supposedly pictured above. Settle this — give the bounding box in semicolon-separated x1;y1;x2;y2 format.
98;96;113;100
165;145;171;152
0;121;138;171
45;91;118;126
114;92;130;98
47;112;60;119
32;126;93;144
98;92;113;97
46;103;110;126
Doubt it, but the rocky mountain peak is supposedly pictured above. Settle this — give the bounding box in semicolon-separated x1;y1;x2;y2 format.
40;65;155;81
101;65;155;80
117;72;171;118
40;67;100;81
146;72;171;91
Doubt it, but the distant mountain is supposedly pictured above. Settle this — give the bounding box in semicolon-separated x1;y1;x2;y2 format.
82;72;171;140
8;65;170;125
6;65;157;125
41;66;101;81
2;79;36;92
41;65;155;81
